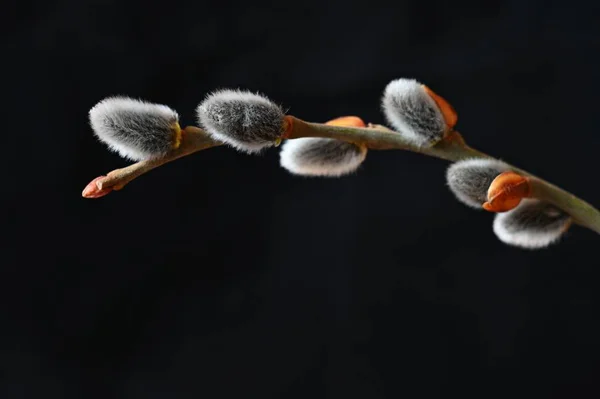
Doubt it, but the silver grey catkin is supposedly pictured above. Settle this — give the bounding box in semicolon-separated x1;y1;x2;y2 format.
279;138;367;177
381;78;447;147
493;199;572;249
446;158;511;209
89;96;180;161
196;89;285;153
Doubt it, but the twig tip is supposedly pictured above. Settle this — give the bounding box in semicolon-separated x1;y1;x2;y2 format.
82;176;113;199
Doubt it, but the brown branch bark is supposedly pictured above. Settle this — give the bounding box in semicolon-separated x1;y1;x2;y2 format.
82;127;221;198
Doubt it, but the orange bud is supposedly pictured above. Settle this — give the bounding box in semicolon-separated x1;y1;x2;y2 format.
82;176;113;199
482;171;531;212
282;115;294;138
422;85;458;130
325;116;367;128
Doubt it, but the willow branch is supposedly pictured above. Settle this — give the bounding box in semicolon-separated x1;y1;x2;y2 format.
286;116;600;234
82;127;221;198
82;116;600;235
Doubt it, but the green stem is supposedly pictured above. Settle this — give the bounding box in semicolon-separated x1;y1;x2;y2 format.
527;179;600;234
287;117;600;235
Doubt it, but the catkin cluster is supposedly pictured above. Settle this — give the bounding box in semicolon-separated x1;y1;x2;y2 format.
88;79;572;249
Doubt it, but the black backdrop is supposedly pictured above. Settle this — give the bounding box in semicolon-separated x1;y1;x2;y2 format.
4;1;600;398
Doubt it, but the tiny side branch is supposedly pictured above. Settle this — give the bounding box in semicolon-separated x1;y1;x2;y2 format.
82;127;221;198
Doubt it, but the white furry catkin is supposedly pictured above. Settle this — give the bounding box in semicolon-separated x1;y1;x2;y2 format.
446;158;511;209
89;96;180;161
279;138;367;177
196;89;285;153
381;78;447;147
493;199;572;249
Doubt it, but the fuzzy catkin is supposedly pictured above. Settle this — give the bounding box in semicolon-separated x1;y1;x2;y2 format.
381;78;447;147
446;158;511;209
279;138;367;177
196;89;285;153
89;97;180;161
493;199;572;249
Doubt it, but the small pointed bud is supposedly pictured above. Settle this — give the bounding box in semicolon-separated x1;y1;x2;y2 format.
82;176;113;198
279;115;367;177
89;96;181;161
446;158;511;209
196;89;286;153
381;78;451;147
324;116;366;127
493;199;572;249
483;171;531;212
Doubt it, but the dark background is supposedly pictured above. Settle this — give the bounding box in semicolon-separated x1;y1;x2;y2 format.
4;0;600;398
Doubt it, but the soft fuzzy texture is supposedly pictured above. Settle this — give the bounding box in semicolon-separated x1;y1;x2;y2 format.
381;78;447;147
279;138;367;177
89;96;179;161
493;199;572;249
446;158;511;209
196;89;285;153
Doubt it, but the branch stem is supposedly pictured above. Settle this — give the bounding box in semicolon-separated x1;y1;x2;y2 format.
287;116;600;234
82;127;221;197
82;116;600;235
